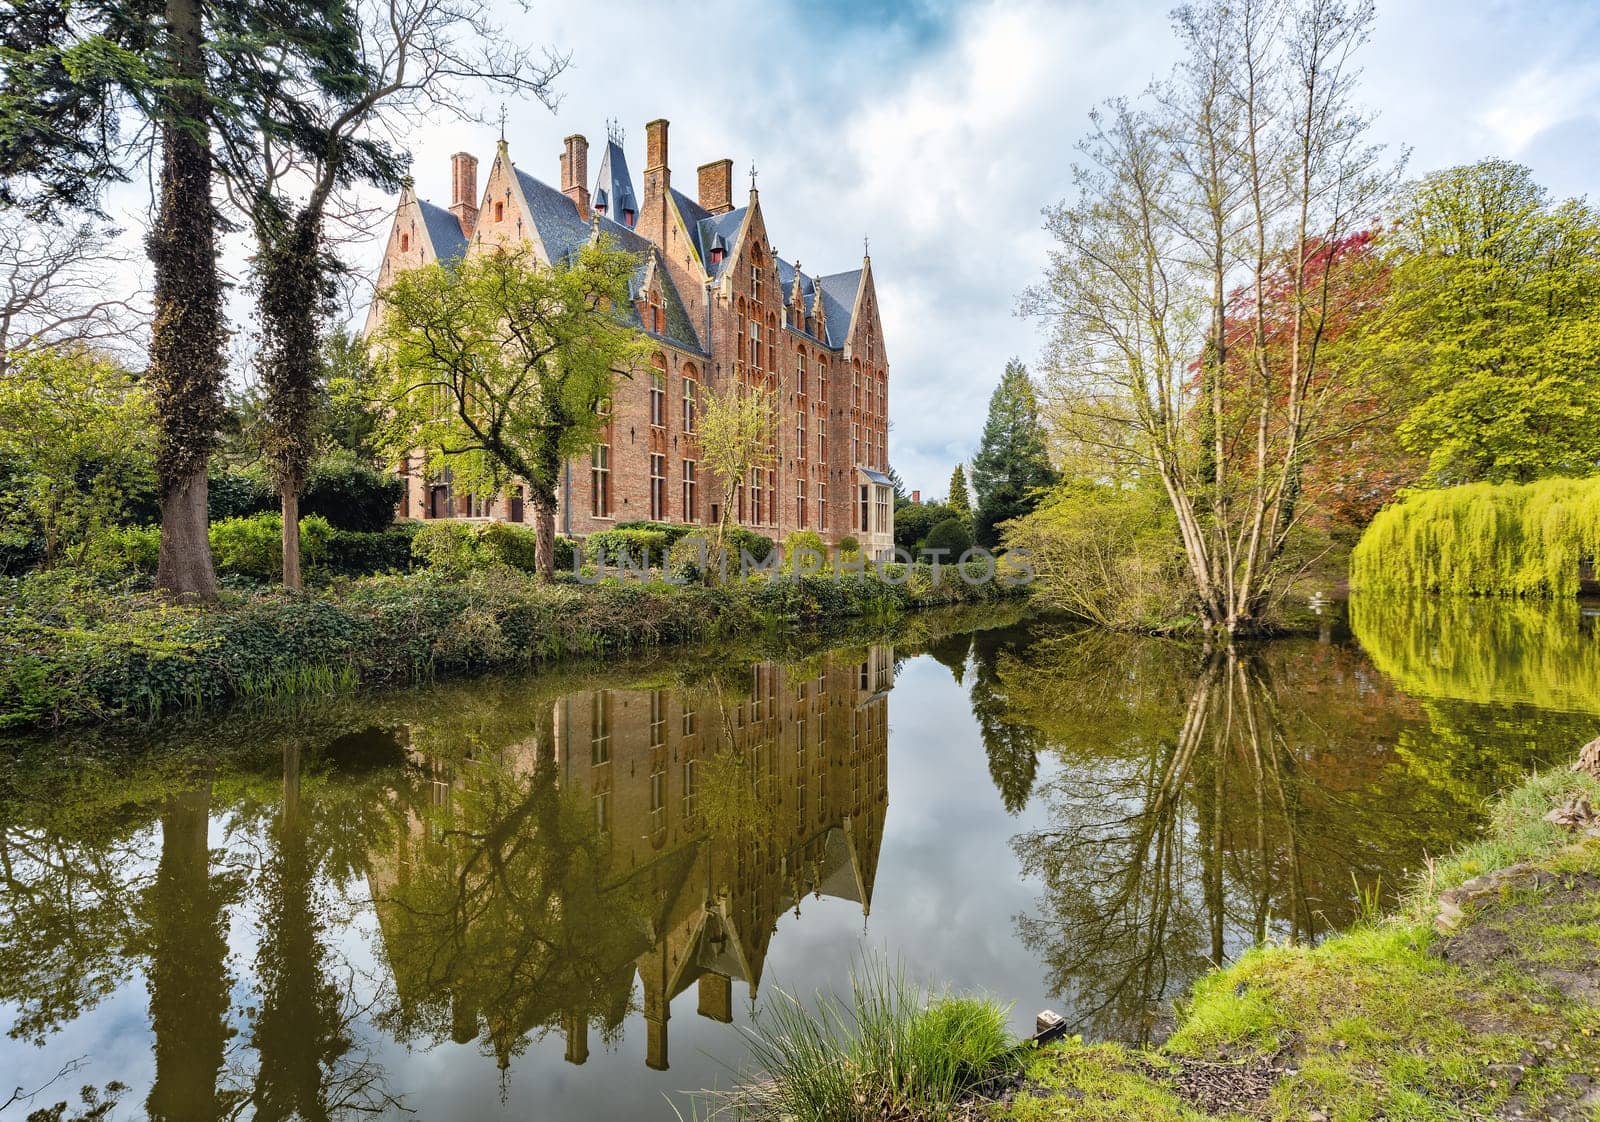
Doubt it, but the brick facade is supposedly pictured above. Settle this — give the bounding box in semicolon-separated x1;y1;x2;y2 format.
370;118;895;555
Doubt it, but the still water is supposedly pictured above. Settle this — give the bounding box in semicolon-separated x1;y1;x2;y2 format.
1;596;1596;1120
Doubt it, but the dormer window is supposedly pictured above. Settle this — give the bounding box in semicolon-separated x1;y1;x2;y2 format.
623;208;636;228
649;291;665;334
594;188;608;215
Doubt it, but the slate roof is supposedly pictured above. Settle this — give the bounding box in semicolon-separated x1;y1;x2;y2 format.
696;207;748;280
591;139;637;223
418;199;468;262
815;269;863;349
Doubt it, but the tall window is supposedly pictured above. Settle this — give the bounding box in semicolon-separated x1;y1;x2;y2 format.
748;321;761;370
649;292;665;334
876;486;889;535
650;453;666;520
650;690;667;748
796;350;807;397
590;693;610;764
860;485;869;533
796;479;807;529
853;367;861;407
591;444;611;517
749;466;763;525
817;416;826;462
818;481;827;529
650;370;665;427
681;460;698;521
750;262;762;303
796;409;807;457
853;422;860;463
867;320;875;361
682;376;697;432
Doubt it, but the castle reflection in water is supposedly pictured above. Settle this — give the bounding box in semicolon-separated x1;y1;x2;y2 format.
366;646;895;1072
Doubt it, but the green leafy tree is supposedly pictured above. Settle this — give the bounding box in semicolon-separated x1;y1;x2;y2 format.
0;0;379;600
970;360;1055;547
374;243;648;579
0;347;154;565
893;500;954;553
698;379;779;580
1384;160;1600;484
946;464;971;517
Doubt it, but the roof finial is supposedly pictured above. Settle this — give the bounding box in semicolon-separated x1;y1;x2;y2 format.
497;103;507;142
863;233;870;259
749;162;759;193
606;117;625;145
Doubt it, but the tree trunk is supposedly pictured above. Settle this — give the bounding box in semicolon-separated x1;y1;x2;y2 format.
532;491;557;581
148;0;224;603
156;469;218;603
281;487;301;591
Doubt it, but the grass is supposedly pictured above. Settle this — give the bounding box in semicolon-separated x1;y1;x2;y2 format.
692;957;1021;1121
995;764;1600;1122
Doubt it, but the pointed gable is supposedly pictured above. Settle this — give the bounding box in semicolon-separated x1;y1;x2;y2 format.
591;138;638;228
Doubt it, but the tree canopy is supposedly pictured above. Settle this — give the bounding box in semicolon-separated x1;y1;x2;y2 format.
970;360;1055;547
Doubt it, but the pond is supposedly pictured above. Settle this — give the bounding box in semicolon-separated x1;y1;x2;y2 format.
1;596;1596;1121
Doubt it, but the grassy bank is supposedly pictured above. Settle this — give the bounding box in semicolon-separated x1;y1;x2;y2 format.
0;561;1021;731
1000;759;1600;1122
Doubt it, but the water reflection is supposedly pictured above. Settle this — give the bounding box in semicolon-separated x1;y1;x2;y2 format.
369;647;891;1075
1;599;1595;1119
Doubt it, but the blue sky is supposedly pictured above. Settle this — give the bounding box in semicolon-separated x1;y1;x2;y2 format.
360;0;1597;497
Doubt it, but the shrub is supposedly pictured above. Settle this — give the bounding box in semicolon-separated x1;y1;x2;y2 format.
325;523;419;577
209;513;333;581
612;519;698;547
410;519;574;576
300;453;403;532
89;524;161;575
586;527;670;568
784;530;828;570
208;470;276;521
728;527;775;562
668;534;708;583
410;520;480;575
838;535;859;555
894;501;956;552
923;516;974;557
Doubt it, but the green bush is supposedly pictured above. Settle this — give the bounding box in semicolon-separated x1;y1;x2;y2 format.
923;516;974;557
784;529;828;569
208;470;276;521
410;520;479;575
838;535;860;555
410;519;574;576
586;527;670;567
300;454;403;532
325;523;419;576
210;513;333;581
612;519;698;546
89;524;161;575
728;526;775;562
894;501;957;552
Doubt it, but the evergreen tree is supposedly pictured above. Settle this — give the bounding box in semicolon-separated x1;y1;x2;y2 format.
970;359;1055;547
947;463;972;516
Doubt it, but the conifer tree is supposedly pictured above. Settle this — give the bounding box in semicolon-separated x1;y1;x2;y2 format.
947;463;972;517
970;359;1055;547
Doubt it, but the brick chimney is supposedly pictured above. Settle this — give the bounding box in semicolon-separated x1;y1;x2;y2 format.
450;152;478;237
559;133;590;219
643;118;670;202
697;159;733;215
911;489;920;504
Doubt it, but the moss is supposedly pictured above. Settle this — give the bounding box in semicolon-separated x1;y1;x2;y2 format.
1003;1043;1211;1122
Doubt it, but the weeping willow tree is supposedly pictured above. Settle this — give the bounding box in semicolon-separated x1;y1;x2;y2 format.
1349;594;1600;718
1351;477;1600;598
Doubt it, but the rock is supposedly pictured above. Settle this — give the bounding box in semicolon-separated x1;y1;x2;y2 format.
1033;1009;1069;1043
1575;737;1600;780
1434;862;1538;932
1545;793;1598;830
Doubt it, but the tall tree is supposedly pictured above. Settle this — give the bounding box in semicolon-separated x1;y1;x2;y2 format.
1024;0;1398;634
1383;160;1600;485
946;463;971;517
697;378;779;579
374;244;648;579
0;0;377;600
235;0;566;589
970;360;1055;547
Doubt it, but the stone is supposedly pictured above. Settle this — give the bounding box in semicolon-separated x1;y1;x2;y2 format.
1574;737;1600;781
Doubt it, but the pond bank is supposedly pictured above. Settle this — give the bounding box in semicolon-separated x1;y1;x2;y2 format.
998;751;1600;1122
0;563;1020;731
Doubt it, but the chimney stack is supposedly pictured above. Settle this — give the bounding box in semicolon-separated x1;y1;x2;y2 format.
911;490;920;504
450;152;479;237
560;134;590;219
697;159;733;215
642;117;671;210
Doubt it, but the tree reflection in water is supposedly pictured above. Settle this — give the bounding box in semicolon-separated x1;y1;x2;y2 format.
980;612;1592;1044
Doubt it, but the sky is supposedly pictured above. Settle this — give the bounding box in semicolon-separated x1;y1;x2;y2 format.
86;0;1600;497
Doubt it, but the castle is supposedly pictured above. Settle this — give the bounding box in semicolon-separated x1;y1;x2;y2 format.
370;118;895;556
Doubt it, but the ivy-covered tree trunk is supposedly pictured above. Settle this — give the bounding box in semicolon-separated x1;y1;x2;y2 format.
148;0;225;602
257;208;325;591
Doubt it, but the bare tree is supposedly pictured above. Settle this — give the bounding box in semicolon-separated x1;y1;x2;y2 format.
0;217;143;378
1025;0;1400;636
696;379;779;581
224;0;569;588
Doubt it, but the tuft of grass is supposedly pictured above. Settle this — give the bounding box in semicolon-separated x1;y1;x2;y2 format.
702;956;1020;1121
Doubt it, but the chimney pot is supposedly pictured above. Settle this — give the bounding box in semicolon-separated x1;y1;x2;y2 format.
698;159;734;215
645;119;669;172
